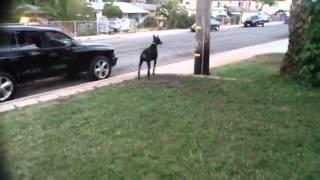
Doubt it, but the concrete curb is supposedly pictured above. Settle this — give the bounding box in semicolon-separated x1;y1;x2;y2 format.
0;38;288;113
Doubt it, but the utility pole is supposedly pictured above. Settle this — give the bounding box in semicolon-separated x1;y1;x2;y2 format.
194;0;211;75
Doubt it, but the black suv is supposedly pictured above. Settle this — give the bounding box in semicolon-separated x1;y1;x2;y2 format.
244;15;265;27
0;25;118;102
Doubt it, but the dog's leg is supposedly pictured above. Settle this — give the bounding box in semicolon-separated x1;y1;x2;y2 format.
138;60;143;80
153;59;157;75
147;61;151;80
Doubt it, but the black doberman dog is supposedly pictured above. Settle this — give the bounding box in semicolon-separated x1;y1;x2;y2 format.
138;35;162;80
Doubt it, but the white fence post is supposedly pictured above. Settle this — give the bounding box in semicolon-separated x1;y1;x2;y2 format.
73;21;77;37
96;20;99;36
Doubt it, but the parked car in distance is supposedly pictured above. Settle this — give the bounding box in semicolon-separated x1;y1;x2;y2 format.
244;15;265;27
273;9;290;16
258;11;272;22
191;18;221;32
215;14;231;25
0;25;118;102
109;20;122;32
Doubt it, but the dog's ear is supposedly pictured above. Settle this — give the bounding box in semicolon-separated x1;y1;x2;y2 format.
153;35;156;39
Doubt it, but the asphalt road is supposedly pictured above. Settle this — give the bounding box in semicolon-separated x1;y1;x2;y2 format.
14;24;289;99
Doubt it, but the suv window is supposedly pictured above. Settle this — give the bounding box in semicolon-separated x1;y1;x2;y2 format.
0;31;17;51
44;31;74;47
250;16;259;20
16;31;42;50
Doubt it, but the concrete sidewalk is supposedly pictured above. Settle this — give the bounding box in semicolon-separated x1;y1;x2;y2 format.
0;39;288;113
155;39;288;74
75;21;284;42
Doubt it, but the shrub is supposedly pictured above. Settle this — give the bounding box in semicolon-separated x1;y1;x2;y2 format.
142;16;158;28
296;0;320;87
156;0;195;29
102;4;123;18
231;14;241;25
168;11;195;29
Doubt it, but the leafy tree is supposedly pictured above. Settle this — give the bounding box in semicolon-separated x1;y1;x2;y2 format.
13;0;96;21
256;0;276;11
157;0;181;19
156;0;193;28
103;4;123;18
168;9;194;28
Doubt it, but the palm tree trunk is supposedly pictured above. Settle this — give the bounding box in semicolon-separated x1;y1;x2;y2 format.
281;0;309;75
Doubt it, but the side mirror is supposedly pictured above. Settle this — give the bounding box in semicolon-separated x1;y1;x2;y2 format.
65;39;77;47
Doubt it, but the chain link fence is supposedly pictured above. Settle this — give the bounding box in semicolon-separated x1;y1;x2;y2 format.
44;19;144;37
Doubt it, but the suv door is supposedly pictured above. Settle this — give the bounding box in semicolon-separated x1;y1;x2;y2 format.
40;31;78;76
0;30;19;102
0;30;20;74
14;30;47;80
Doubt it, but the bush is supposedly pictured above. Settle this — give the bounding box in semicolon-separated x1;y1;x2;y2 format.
156;0;194;29
296;0;320;87
102;5;123;18
142;17;158;28
168;12;195;29
231;14;241;25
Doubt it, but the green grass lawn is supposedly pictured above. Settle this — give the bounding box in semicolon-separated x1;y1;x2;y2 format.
1;54;320;179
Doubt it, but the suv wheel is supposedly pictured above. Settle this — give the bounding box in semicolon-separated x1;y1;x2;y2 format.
0;71;16;102
88;56;112;80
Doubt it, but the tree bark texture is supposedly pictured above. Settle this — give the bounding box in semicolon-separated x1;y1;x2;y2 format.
281;0;309;75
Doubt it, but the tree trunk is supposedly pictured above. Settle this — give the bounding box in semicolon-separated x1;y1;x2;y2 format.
259;3;265;11
281;0;309;75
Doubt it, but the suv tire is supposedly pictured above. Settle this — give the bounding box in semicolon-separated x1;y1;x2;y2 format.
88;56;112;80
0;71;16;103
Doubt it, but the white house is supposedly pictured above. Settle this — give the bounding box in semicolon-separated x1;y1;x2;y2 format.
87;0;150;23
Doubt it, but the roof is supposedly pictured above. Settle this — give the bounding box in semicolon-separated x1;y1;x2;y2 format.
133;3;158;12
88;2;149;14
114;2;149;14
